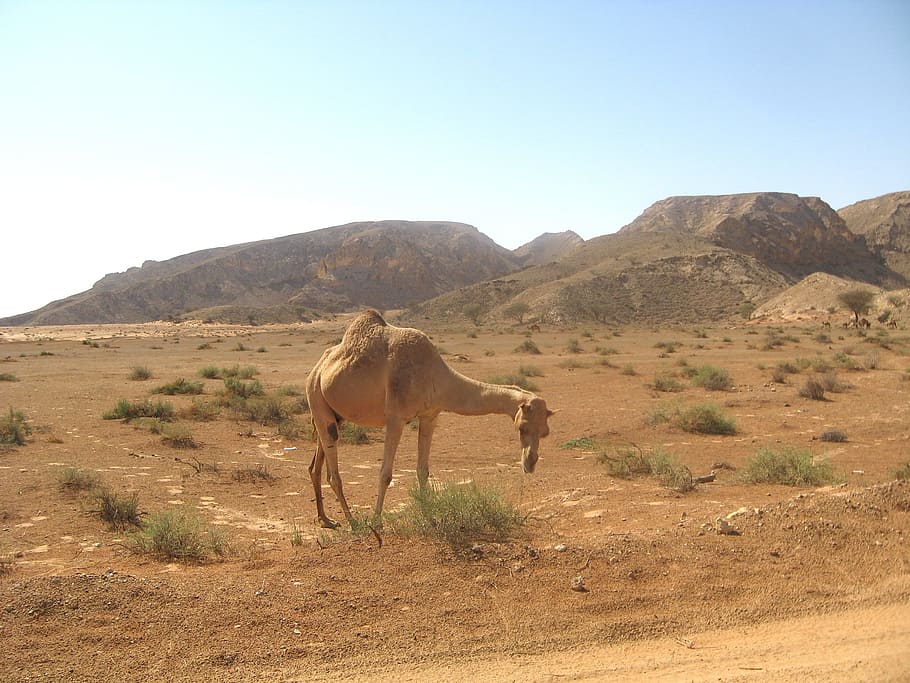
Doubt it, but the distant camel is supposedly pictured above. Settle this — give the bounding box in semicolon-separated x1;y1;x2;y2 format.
860;318;871;329
887;319;898;329
305;310;556;528
529;323;541;332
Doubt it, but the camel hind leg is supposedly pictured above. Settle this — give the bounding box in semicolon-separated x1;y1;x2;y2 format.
308;439;338;529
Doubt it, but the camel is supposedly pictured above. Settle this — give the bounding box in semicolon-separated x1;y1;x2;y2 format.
305;309;556;528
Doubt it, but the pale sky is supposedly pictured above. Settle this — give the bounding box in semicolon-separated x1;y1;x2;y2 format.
1;1;908;319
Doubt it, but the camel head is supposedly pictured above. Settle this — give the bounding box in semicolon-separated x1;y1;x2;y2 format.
514;396;555;473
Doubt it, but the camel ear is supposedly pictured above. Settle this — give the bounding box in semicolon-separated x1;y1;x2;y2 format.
547;409;558;418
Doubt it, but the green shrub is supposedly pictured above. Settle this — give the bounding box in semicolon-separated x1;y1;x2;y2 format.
674;403;736;435
488;373;539;392
652;373;684;392
223;377;264;399
232;464;274;483
198;365;221;379
514;340;541;355
0;372;19;382
103;399;175;422
798;377;826;401
160;425;199;449
559;436;598;450
392;480;525;548
819;430;848;443
566;339;582;354
128;366;153;381
340;423;372;445
94;486;141;529
740;446;839;486
131;510;231;561
58;467;101;492
152;378;204;395
180;400;220;422
894;463;910;481
0;407;31;446
234;396;288;425
691;365;733;391
598;446;694;492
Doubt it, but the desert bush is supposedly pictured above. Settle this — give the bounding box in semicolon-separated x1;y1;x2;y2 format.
559;436;598;450
0;372;19;382
278;417;308;440
598;446;694;492
222;365;259;379
514;340;541;354
152;378;204;395
128;366;153;381
621;363;637;376
392;480;525;548
223;377;264;399
487;372;539;392
234;396;288;425
556;358;588;370
232;464;274;483
131;510;231;561
894;463;910;481
518;364;544;377
341;423;372;445
103;399;175;422
198;365;221;379
740;446;839;486
798;377;826;401
674;403;736;435
58;467;101;492
691;365;733;391
566;339;582;354
819;430;848;443
94;486;141;529
180;400;220;422
652;373;683;392
0;407;31;446
654;340;680;354
160;424;199;449
819;370;850;393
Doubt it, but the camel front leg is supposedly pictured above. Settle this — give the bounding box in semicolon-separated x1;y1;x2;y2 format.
374;416;405;521
315;421;354;527
416;415;438;488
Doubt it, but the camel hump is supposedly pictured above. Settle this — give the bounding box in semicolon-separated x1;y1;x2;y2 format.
337;309;390;358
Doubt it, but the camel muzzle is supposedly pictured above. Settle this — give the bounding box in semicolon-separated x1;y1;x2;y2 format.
521;448;538;473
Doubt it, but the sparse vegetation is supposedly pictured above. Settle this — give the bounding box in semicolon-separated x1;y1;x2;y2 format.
559;436;598;450
58;466;102;492
740;446;839;486
0;372;19;382
674;403;737;435
488;372;539;392
128;366;153;381
130;509;231;561
0;407;31;446
103;399;175;422
514;340;541;354
652;373;683;392
340;423;372;445
152;378;204;395
94;486;141;529
798;376;827;401
894;463;910;481
819;429;847;443
232;463;275;483
691;365;733;391
391;480;525;548
598;445;695;492
160;424;199;448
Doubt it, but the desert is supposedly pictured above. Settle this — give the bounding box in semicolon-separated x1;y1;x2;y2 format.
1;312;908;681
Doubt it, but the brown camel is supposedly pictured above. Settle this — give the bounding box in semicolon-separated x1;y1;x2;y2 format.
305;309;556;528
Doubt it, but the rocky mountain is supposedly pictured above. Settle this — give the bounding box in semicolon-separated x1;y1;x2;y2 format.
512;230;584;266
408;231;790;326
1;221;518;325
618;192;891;283
839;191;910;279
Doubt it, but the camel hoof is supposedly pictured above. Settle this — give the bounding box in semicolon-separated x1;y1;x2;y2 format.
318;517;340;529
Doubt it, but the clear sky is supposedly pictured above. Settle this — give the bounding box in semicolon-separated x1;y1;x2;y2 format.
1;1;908;319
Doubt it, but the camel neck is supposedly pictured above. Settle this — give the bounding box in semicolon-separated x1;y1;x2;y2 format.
440;368;529;417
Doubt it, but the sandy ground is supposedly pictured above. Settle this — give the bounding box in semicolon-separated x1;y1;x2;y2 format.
1;316;908;681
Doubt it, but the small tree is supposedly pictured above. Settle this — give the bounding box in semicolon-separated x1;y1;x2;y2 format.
503;301;531;324
837;288;875;325
463;303;485;326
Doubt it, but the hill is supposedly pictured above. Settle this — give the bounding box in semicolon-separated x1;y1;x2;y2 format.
1;221;518;325
839;190;910;279
618;192;889;282
512;230;584;266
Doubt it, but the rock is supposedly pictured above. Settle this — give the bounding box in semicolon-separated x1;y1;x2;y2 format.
571;576;588;592
716;517;740;536
553;543;568;552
